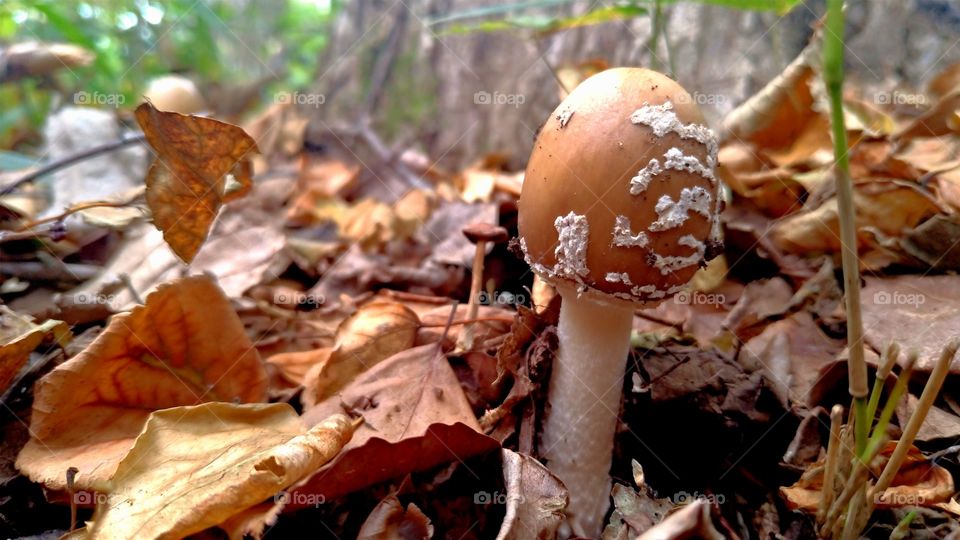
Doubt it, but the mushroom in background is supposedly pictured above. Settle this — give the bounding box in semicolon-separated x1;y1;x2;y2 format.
143;75;207;115
517;67;723;537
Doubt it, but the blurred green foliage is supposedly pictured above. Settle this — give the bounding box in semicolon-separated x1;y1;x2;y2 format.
0;0;340;148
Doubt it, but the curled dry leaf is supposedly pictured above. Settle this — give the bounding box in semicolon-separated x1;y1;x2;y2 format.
357;494;434;540
780;442;954;512
771;181;939;265
87;403;355;540
297;343;500;503
135;101;258;263
635;500;723;540
0;306;70;395
303;301;420;406
16;275;267;491
494;449;567;540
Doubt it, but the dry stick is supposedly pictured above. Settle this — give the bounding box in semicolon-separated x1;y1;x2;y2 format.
17;200;133;231
865;342;901;424
818;404;845;525
873;339;960;498
821;432;888;537
65;467;79;531
0;134;146;196
840;483;867;539
824;0;869;456
867;351;917;451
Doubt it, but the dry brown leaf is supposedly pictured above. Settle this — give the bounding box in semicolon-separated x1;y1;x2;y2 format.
416;303;514;350
16;275;267;491
303;301;420;406
740;311;843;405
87;403;354;540
720;36;820;153
296;343;500;503
862;275;960;372
357;494;434;540
635;500;723;540
460;154;520;203
267;347;332;387
286;158;361;226
781;443;954;512
929;62;960;98
0;306;70;395
771;181;939;261
895;90;960;140
135;101;258;263
494;449;567;540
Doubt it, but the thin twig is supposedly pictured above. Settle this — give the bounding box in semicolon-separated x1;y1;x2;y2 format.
0;134;146;196
16;200;134;231
818;404;844;525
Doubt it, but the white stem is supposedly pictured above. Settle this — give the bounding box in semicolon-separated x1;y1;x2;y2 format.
541;293;634;538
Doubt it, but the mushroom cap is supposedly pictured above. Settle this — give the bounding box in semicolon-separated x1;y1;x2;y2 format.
463;222;509;244
144;75;207;115
518;67;722;306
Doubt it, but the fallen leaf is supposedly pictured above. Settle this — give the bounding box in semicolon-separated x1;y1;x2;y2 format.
287;158;360;226
188;224;289;298
636;500;723;540
897;394;960;443
861;275;960;372
0;306;70;395
135;101;258;262
740;311;843;404
16;275;267;491
87;403;354;540
297;343;500;503
603;461;697;539
493;449;567;540
771;181;939;263
268;347;332;387
303;301;420;406
781;443;954;512
357;494;434;540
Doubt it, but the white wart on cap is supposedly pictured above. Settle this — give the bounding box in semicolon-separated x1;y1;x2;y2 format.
518;67;722;305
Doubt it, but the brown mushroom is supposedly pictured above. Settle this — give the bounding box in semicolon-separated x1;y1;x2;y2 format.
517;67;722;536
458;222;509;351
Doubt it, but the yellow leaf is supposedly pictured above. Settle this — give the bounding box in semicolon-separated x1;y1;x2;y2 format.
16;275;267;491
303;301;419;406
0;306;70;394
87;403;355;540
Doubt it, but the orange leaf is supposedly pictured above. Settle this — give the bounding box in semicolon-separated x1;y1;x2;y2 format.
16;275;267;491
135;102;258;262
296;343;499;503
